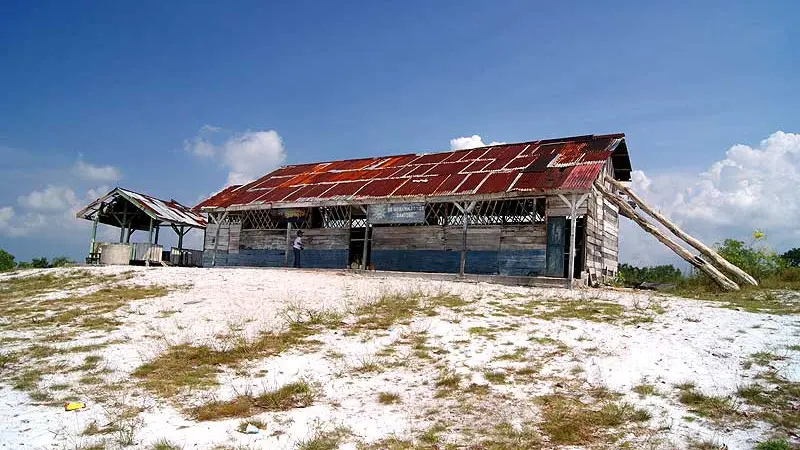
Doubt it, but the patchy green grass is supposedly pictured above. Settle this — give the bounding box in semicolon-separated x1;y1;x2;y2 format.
134;323;319;396
536;394;651;445
675;384;738;420
352;292;422;331
754;439;791;450
236;419;267;433
671;282;800;315
476;421;542;450
737;370;800;432
191;381;315;420
632;383;659;398
377;392;401;405
296;426;351;450
483;369;507;384
150;438;183;450
434;370;461;397
535;299;625;323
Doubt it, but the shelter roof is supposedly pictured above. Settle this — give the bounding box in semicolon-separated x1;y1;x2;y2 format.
77;187;207;229
196;133;631;210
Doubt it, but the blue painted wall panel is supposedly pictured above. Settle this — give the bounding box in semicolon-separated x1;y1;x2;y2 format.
371;250;462;273
205;249;347;269
371;249;545;276
498;250;546;276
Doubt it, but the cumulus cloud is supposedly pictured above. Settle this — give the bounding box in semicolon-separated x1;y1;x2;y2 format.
619;131;800;266
185;126;287;186
72;159;121;182
222;131;286;186
18;185;79;211
1;185;109;238
450;135;506;150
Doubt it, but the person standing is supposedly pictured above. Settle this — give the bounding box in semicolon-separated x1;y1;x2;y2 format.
292;230;304;268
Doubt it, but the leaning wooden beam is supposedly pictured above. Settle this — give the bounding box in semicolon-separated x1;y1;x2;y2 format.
595;181;740;291
604;176;758;286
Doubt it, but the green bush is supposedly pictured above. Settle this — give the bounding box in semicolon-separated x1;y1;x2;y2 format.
50;256;73;267
618;263;683;286
782;248;800;267
0;249;15;272
755;438;790;450
30;257;49;269
715;238;786;281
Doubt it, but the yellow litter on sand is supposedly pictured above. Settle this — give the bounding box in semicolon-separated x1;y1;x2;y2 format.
64;402;86;411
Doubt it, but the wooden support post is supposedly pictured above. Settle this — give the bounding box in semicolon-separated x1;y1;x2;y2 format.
178;226;184;251
558;193;589;289
361;218;370;270
146;217;153;267
210;212;227;267
90;214;98;253
154;224;160;245
455;201;476;276
604;176;758;286
285;222;292;267
595;181;740;291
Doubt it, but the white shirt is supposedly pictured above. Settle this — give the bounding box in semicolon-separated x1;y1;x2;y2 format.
293;236;303;250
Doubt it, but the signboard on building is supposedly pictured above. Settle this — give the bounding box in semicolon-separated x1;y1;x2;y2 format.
368;203;425;224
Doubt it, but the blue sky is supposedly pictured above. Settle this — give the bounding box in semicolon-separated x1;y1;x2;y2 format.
1;1;798;263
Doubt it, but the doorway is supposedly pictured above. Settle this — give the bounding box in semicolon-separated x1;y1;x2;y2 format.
348;227;370;269
545;216;585;278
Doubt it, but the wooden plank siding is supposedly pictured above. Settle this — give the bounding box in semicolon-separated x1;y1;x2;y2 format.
370;223;546;276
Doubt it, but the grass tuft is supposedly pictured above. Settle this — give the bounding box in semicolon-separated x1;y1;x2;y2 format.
191;381;315;420
377;392;401;405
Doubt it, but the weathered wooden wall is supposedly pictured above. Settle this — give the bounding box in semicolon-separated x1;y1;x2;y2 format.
370;224;546;276
584;162;620;281
203;225;349;268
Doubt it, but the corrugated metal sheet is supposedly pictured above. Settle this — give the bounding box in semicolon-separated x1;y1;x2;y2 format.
78;187;208;228
196;133;627;209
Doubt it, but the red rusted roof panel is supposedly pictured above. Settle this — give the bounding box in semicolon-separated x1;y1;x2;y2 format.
392;175;448;196
433;173;469;194
358;178;408;197
453;173;488;194
317;181;369;198
474;172;518;194
425;161;471;176
283;184;334;202
195;133;627;207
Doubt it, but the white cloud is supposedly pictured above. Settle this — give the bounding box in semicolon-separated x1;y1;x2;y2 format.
2;186;109;238
185;126;287;186
18;185;79;211
619;131;800;266
184;135;216;158
449;135;506;150
72;159;121;182
222;131;286;186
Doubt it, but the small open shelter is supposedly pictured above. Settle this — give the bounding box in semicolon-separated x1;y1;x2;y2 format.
76;187;207;265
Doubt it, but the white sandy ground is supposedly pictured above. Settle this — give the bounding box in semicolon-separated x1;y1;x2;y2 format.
0;266;798;449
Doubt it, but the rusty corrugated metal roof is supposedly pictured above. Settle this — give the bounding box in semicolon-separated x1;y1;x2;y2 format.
77;187;207;228
196;133;629;210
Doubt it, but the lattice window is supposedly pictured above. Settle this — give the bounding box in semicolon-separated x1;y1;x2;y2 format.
351;217;368;228
321;206;351;228
241;210;279;230
421;198;544;226
239;208;312;230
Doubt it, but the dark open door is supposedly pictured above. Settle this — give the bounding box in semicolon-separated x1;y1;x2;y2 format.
546;216;566;277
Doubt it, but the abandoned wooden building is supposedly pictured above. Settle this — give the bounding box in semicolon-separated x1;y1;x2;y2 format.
76;187;207;266
194;133;632;285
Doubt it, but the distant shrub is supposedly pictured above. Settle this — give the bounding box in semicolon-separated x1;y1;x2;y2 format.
617;263;683;286
50;256;73;268
0;249;15;272
716;237;786;280
755;439;790;450
30;257;49;269
782;247;800;267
